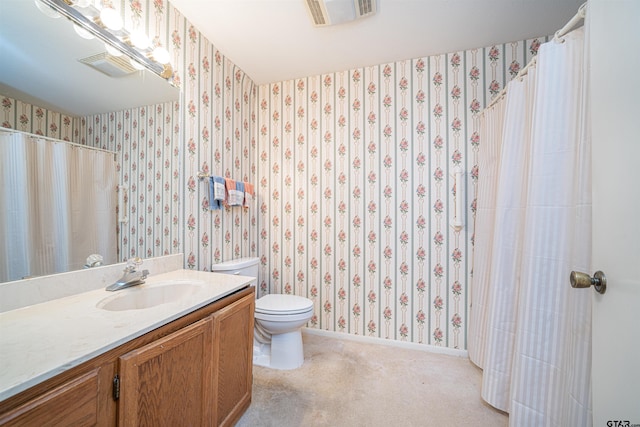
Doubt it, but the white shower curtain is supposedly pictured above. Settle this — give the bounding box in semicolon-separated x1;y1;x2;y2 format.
469;26;592;426
0;131;117;282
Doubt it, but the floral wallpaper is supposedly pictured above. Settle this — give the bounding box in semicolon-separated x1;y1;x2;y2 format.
1;96;79;140
2;0;257;269
173;12;258;272
257;37;547;349
81;103;181;261
85;1;258;267
2;0;550;351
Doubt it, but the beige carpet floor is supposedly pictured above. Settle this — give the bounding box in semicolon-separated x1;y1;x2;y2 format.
236;330;508;427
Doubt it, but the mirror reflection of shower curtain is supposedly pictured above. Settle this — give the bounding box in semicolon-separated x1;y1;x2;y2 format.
0;131;117;282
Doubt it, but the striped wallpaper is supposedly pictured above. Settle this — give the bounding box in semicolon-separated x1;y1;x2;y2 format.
1;0;550;350
1;97;79;141
256;38;548;348
81;104;182;261
1;0;256;268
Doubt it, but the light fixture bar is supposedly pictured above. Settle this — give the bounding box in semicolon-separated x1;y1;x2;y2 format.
39;0;173;80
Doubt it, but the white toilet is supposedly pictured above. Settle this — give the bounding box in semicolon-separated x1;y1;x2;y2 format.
211;257;313;370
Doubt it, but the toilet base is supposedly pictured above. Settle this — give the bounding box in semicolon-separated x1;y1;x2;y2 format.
253;340;271;367
253;329;304;370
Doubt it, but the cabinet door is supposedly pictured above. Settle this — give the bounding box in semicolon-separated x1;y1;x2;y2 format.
212;293;255;427
0;367;111;427
118;317;213;427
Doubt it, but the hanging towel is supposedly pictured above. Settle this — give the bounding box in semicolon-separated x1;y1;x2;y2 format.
225;177;242;206
208;176;215;209
243;182;254;208
235;181;245;207
209;176;226;210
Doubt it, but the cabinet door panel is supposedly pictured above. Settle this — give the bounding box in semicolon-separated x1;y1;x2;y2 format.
212;293;254;427
119;317;213;427
0;368;105;427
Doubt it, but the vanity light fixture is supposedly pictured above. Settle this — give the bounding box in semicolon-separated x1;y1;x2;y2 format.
129;57;147;71
104;43;122;57
152;46;170;65
129;29;150;50
99;7;123;31
37;0;174;81
73;23;94;39
34;0;60;18
71;0;91;8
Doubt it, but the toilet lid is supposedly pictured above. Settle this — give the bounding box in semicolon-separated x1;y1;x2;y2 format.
255;294;313;315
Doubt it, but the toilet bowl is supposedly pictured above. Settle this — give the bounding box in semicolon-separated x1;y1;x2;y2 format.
211;257;313;370
254;294;313;369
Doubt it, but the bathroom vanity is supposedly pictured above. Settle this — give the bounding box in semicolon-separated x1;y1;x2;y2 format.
0;269;255;426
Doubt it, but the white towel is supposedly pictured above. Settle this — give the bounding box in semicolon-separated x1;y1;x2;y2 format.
225;178;243;206
234;181;245;206
210;176;226;210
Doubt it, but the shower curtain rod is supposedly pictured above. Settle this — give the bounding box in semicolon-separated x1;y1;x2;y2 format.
484;2;587;111
0;128;116;156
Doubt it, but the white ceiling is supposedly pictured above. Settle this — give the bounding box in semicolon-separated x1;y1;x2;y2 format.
170;0;584;86
0;0;584;117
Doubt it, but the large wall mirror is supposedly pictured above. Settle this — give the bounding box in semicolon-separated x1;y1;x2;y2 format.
0;0;180;282
0;0;179;116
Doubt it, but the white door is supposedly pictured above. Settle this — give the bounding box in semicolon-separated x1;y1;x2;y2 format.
589;0;640;425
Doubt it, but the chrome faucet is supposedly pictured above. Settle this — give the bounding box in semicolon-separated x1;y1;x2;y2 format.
106;257;149;291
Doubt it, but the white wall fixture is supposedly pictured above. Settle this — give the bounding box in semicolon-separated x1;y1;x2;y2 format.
118;185;129;224
451;167;464;231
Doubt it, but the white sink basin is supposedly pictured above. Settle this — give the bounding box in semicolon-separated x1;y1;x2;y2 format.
96;281;205;311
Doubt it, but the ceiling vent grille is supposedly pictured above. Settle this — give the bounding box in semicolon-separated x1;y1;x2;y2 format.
306;0;326;25
357;0;374;16
79;52;137;78
304;0;377;27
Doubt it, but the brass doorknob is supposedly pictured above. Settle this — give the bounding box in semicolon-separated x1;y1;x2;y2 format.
570;271;606;294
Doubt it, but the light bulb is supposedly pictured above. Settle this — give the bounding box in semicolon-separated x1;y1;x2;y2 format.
152;46;170;64
99;7;123;31
74;24;94;40
129;57;146;71
105;43;122;57
129;29;150;50
34;0;61;18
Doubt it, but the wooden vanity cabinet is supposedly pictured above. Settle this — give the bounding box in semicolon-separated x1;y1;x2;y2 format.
0;365;115;427
212;290;254;427
0;286;255;427
118;291;254;427
118;316;214;426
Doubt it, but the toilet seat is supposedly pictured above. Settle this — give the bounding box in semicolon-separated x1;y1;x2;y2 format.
255;294;313;315
254;309;312;322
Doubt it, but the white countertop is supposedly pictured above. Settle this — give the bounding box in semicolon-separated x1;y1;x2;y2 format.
0;269;255;401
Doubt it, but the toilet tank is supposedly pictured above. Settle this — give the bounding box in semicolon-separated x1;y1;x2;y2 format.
211;257;259;279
